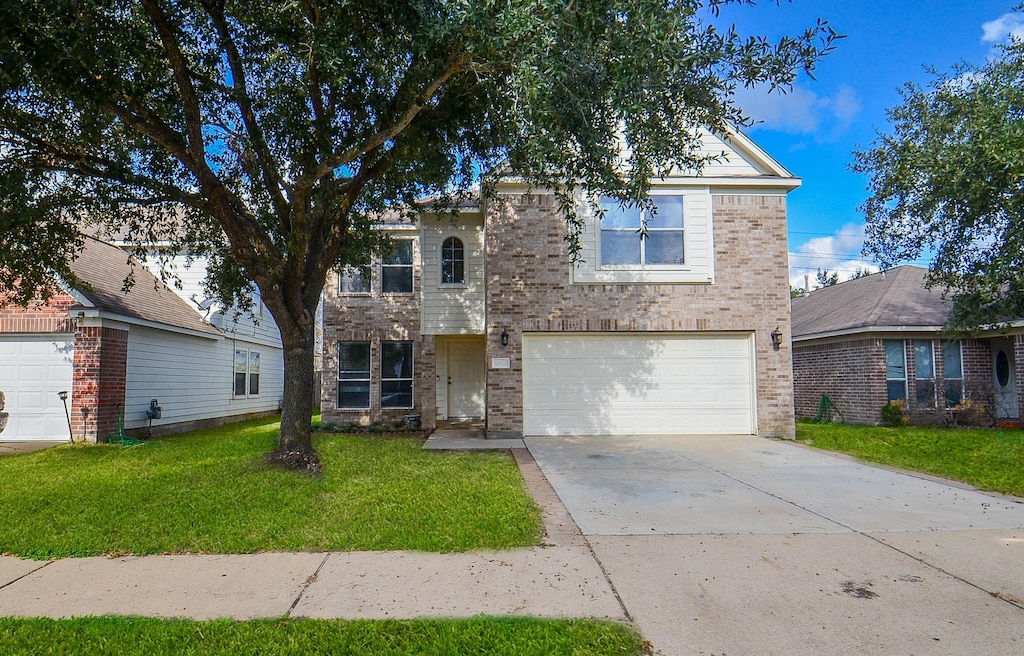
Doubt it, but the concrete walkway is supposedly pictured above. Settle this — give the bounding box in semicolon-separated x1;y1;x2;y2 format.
526;435;1024;656
0;450;624;622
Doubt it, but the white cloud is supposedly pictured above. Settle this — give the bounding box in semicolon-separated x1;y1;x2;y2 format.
788;223;878;290
981;12;1024;43
736;84;862;139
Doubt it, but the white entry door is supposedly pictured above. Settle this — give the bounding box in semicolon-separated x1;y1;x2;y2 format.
522;333;756;436
447;339;485;418
992;338;1018;419
0;336;75;441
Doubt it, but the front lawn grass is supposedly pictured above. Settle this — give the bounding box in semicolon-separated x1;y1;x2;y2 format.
0;616;646;656
795;422;1024;497
0;417;542;559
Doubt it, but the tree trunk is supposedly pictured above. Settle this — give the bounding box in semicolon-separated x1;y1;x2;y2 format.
267;312;321;475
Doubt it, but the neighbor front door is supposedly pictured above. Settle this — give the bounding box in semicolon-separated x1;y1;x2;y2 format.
447;339;485;418
991;338;1018;419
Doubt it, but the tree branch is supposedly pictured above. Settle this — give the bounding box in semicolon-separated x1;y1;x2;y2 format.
198;0;291;228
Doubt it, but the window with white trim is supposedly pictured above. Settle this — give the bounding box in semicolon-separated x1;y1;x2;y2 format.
234;349;260;397
338;341;371;409
441;237;465;285
885;340;906;402
381;341;413;409
382;240;413;293
942;341;964;408
914;340;936;407
599;196;684;267
339;266;371;294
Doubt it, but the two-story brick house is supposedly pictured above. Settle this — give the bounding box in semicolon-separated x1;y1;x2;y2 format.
322;129;798;438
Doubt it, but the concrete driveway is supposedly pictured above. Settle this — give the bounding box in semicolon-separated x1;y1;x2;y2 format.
526;435;1024;656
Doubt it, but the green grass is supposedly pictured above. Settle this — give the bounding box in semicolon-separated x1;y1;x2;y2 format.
0;617;646;656
0;417;542;559
795;422;1024;497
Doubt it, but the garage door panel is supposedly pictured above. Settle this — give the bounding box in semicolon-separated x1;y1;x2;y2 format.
523;333;754;436
0;336;74;441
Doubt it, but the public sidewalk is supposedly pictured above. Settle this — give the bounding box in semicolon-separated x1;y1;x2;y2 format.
0;450;626;622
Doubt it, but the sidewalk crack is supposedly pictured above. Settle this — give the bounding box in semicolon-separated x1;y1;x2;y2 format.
286;554;330;618
0;560;55;592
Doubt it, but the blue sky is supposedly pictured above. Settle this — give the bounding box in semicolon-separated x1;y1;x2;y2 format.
718;1;1024;290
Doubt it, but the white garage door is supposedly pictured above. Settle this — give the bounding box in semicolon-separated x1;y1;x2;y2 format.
522;333;755;436
0;336;75;441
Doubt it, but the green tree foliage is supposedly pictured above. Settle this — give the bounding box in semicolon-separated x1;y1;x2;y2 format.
815;267;839;287
854;37;1024;332
0;0;837;471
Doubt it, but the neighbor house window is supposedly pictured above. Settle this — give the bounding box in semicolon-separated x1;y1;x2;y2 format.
381;341;413;409
339;266;371;294
338;341;371;409
382;240;413;293
942;341;964;407
914;340;936;407
441;237;465;284
234;349;260;397
885;340;907;402
599;196;684;267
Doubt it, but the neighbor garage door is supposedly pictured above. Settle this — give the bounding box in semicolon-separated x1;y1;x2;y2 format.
522;333;755;436
0;336;75;441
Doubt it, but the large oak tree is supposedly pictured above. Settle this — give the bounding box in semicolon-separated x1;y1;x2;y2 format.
1;0;836;472
855;37;1024;332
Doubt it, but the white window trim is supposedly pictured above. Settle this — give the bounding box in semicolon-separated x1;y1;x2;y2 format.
572;188;714;285
381;239;415;295
338;266;372;296
941;340;965;409
381;340;415;410
914;339;937;408
885;339;908;402
439;235;468;287
597;198;686;270
338;341;371;410
233;348;261;398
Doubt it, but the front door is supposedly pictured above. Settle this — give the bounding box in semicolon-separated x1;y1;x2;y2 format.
991;338;1018;419
447;339;485;418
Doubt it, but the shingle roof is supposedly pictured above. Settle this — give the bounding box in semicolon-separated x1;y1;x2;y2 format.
70;237;222;337
791;266;952;339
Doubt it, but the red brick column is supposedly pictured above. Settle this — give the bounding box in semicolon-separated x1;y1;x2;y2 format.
71;326;128;442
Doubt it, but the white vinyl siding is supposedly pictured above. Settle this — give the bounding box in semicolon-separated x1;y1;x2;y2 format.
573;189;714;284
124;327;282;430
0;336;74;441
420;215;485;334
522;333;755;436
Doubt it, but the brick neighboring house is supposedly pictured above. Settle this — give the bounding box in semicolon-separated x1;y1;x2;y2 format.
322;128;798;438
0;236;284;442
791;266;1024;426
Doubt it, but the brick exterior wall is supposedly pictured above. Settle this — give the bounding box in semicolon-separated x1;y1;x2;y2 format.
1017;335;1024;425
320;236;437;430
794;336;1020;426
71;325;128;442
792;339;886;424
0;293;77;334
484;192;795;438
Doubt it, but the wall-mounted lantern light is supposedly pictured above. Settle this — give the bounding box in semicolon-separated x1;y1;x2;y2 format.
770;326;783;350
500;328;509;347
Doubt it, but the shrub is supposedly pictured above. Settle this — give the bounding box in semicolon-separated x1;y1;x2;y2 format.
881;400;908;426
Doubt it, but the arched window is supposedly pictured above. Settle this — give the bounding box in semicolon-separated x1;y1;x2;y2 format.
441;237;465;284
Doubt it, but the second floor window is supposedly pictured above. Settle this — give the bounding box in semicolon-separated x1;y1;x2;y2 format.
339;266;371;294
441;237;465;284
600;196;684;267
382;240;413;293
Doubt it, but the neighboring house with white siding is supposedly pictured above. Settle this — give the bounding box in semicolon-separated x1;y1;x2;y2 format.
0;236;283;442
322;127;799;439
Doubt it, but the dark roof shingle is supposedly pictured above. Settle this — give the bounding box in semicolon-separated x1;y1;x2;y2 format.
791;266;951;339
71;237;221;337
